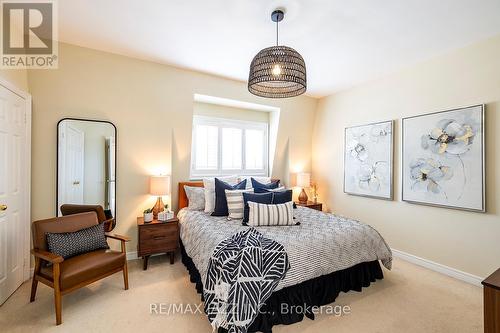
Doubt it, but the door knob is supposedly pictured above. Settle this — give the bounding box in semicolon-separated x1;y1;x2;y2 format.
0;204;6;211
73;181;80;185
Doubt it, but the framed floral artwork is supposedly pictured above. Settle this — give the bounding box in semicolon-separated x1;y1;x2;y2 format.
402;105;485;212
344;120;394;200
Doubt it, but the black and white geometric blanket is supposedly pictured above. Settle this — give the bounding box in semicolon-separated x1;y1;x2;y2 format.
204;228;290;333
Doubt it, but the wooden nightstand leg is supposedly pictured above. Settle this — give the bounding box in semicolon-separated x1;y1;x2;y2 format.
143;256;149;270
169;252;175;265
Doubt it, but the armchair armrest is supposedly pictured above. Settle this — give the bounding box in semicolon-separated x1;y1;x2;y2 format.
105;233;131;242
31;249;64;264
106;233;130;253
103;217;116;232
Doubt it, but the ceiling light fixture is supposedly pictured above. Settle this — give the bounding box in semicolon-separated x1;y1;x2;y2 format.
248;9;307;98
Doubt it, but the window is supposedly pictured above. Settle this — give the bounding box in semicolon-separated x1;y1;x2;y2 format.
191;116;268;178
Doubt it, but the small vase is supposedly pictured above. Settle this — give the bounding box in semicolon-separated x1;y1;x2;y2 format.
143;212;153;223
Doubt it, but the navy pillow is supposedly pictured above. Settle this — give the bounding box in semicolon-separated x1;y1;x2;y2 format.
251;178;280;193
211;178;247;216
271;189;293;204
242;192;273;223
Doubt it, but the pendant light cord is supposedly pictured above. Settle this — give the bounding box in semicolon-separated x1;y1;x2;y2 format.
276;20;279;46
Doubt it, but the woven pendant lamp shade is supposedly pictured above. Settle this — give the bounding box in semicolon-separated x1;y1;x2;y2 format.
248;9;307;98
248;46;306;98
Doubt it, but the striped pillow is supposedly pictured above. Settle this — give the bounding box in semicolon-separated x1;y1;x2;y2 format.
247;201;296;226
225;189;254;220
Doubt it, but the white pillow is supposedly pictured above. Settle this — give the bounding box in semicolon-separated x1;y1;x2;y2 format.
240;176;272;189
184;186;205;210
225;189;254;220
203;175;238;213
247;201;296;226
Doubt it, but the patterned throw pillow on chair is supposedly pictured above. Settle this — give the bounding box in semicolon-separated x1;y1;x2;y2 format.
46;223;109;259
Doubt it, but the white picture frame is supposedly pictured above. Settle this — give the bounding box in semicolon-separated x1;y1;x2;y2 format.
402;105;485;212
344;120;394;200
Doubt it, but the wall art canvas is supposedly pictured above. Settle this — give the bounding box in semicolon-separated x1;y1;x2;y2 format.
344;120;393;200
402;105;485;212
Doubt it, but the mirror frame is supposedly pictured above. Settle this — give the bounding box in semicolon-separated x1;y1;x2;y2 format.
56;118;117;220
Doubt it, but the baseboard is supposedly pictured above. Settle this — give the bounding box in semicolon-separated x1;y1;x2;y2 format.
126;251;164;261
392;248;483;287
30;249;481;287
126;251;138;260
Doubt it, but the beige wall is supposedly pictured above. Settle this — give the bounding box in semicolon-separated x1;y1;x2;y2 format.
27;42;317;251
193;102;270;123
312;35;500;278
0;68;29;92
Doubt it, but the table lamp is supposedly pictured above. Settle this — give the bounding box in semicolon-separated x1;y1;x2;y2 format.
150;175;170;218
296;172;311;204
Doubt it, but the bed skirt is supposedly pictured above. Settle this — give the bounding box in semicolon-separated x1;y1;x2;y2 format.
180;241;384;333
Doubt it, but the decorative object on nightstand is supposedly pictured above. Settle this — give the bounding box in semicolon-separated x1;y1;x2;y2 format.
143;208;153;223
311;182;318;203
295;200;322;211
137;215;179;270
158;204;174;221
296;172;311;204
482;268;500;333
150;175;170;218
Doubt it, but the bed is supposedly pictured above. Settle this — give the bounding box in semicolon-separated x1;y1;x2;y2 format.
177;181;392;333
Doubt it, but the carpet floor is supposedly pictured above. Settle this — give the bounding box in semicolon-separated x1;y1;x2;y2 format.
0;256;482;333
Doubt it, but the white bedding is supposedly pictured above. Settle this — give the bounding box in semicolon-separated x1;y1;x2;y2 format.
178;206;392;291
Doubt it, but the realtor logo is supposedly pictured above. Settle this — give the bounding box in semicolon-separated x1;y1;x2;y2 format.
1;0;58;68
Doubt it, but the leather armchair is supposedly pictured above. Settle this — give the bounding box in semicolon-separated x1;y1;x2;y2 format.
60;204;115;232
30;212;130;325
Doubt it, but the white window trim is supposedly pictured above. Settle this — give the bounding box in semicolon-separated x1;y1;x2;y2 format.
190;115;269;179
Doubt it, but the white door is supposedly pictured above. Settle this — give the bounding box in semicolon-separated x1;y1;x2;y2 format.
58;124;84;212
0;84;29;305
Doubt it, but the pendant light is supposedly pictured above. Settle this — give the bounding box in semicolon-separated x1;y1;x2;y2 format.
248;9;307;98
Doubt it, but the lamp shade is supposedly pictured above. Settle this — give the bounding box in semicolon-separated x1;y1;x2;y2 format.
248;10;307;98
296;172;311;188
150;175;170;196
248;46;307;98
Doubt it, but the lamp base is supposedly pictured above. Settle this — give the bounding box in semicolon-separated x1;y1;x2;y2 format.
152;196;165;219
298;188;308;204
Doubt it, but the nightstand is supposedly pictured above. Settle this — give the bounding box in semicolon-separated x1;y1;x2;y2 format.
295;201;322;211
483;268;500;333
137;216;179;270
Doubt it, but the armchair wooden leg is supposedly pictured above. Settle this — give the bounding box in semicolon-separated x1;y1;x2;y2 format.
53;263;62;325
30;258;40;302
30;277;38;302
120;240;129;290
123;262;129;290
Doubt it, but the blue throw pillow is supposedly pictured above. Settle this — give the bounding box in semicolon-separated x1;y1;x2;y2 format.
271;189;293;204
211;178;247;216
251;178;280;193
242;192;273;223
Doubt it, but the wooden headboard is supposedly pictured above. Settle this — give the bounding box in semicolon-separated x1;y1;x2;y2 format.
178;179;280;210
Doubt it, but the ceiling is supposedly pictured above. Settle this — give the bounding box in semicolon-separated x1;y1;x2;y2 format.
58;0;500;97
